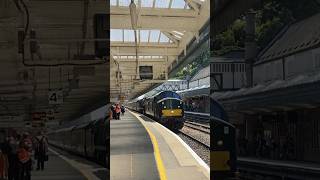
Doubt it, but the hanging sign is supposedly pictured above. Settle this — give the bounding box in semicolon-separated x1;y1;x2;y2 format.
48;90;63;104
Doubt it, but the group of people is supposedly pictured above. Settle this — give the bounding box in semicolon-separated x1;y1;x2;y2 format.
0;131;48;180
110;104;125;120
239;134;295;160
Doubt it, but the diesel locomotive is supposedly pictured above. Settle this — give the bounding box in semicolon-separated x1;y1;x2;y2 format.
128;91;185;130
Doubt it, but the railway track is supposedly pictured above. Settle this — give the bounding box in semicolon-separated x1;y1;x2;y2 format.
178;129;210;149
184;121;210;134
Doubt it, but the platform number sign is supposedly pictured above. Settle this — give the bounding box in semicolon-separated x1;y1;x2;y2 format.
48;90;63;104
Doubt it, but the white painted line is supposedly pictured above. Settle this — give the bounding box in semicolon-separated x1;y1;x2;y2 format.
155;119;210;174
49;148;100;180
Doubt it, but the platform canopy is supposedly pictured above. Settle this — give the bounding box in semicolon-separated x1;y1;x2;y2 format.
110;0;210;102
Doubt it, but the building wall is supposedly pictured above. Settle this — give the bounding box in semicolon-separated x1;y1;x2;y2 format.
211;62;246;90
253;47;320;85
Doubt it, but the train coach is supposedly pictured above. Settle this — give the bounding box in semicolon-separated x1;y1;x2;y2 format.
48;105;110;168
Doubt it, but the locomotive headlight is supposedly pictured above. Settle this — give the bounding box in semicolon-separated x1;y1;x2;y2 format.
217;140;223;146
171;110;174;113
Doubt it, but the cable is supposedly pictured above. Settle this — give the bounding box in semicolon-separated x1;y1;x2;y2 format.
19;0;108;67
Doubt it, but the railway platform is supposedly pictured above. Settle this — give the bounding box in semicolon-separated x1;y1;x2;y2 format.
110;110;209;180
32;147;108;180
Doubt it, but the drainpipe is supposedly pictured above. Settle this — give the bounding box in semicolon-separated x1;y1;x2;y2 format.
245;11;257;88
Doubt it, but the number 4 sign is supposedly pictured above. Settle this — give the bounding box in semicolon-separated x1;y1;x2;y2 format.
48;90;63;104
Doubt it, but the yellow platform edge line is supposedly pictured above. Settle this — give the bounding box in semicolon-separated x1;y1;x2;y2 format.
130;111;168;180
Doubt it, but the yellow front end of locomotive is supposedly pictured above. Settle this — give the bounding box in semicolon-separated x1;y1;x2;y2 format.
211;151;230;171
161;109;183;117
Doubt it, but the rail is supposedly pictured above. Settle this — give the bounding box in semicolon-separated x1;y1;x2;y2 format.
238;158;320;180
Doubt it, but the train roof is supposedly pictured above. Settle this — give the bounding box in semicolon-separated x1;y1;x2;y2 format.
148;91;182;100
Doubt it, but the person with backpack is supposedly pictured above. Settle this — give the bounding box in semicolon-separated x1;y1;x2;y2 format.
34;132;48;171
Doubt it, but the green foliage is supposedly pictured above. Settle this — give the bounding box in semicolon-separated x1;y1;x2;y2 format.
213;0;320;53
175;49;210;79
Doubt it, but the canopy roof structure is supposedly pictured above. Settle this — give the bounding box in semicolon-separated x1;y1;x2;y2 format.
110;0;210;101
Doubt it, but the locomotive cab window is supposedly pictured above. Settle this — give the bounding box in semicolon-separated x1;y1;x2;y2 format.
159;99;183;109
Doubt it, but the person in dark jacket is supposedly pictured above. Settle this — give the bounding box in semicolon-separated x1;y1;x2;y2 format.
34;132;48;171
121;105;125;116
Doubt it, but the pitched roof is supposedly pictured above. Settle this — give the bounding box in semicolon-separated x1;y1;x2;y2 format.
257;13;320;63
191;65;209;82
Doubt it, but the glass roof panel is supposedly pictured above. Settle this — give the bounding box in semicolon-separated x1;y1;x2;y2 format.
110;0;117;6
123;29;135;42
155;0;170;8
141;0;154;7
149;30;160;42
159;32;169;43
119;0;130;6
111;29;123;41
111;29;172;44
140;30;149;42
171;0;187;9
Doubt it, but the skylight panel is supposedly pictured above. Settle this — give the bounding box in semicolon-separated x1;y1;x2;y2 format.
171;0;186;9
141;0;154;7
111;29;123;41
155;0;170;8
140;30;149;42
119;0;130;6
110;0;117;6
123;29;135;42
159;33;170;43
149;30;160;42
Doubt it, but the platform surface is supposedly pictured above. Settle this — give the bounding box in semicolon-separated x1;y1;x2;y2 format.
110;112;159;180
32;147;108;180
110;111;209;180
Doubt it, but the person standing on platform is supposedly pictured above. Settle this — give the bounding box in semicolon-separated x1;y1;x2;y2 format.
7;136;18;180
0;139;9;180
115;104;121;120
34;132;48;171
17;135;32;180
121;105;125;116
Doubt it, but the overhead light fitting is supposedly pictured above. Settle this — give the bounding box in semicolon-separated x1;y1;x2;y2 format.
129;0;138;29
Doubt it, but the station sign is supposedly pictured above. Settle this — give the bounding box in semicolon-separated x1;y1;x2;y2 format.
48;90;63;104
